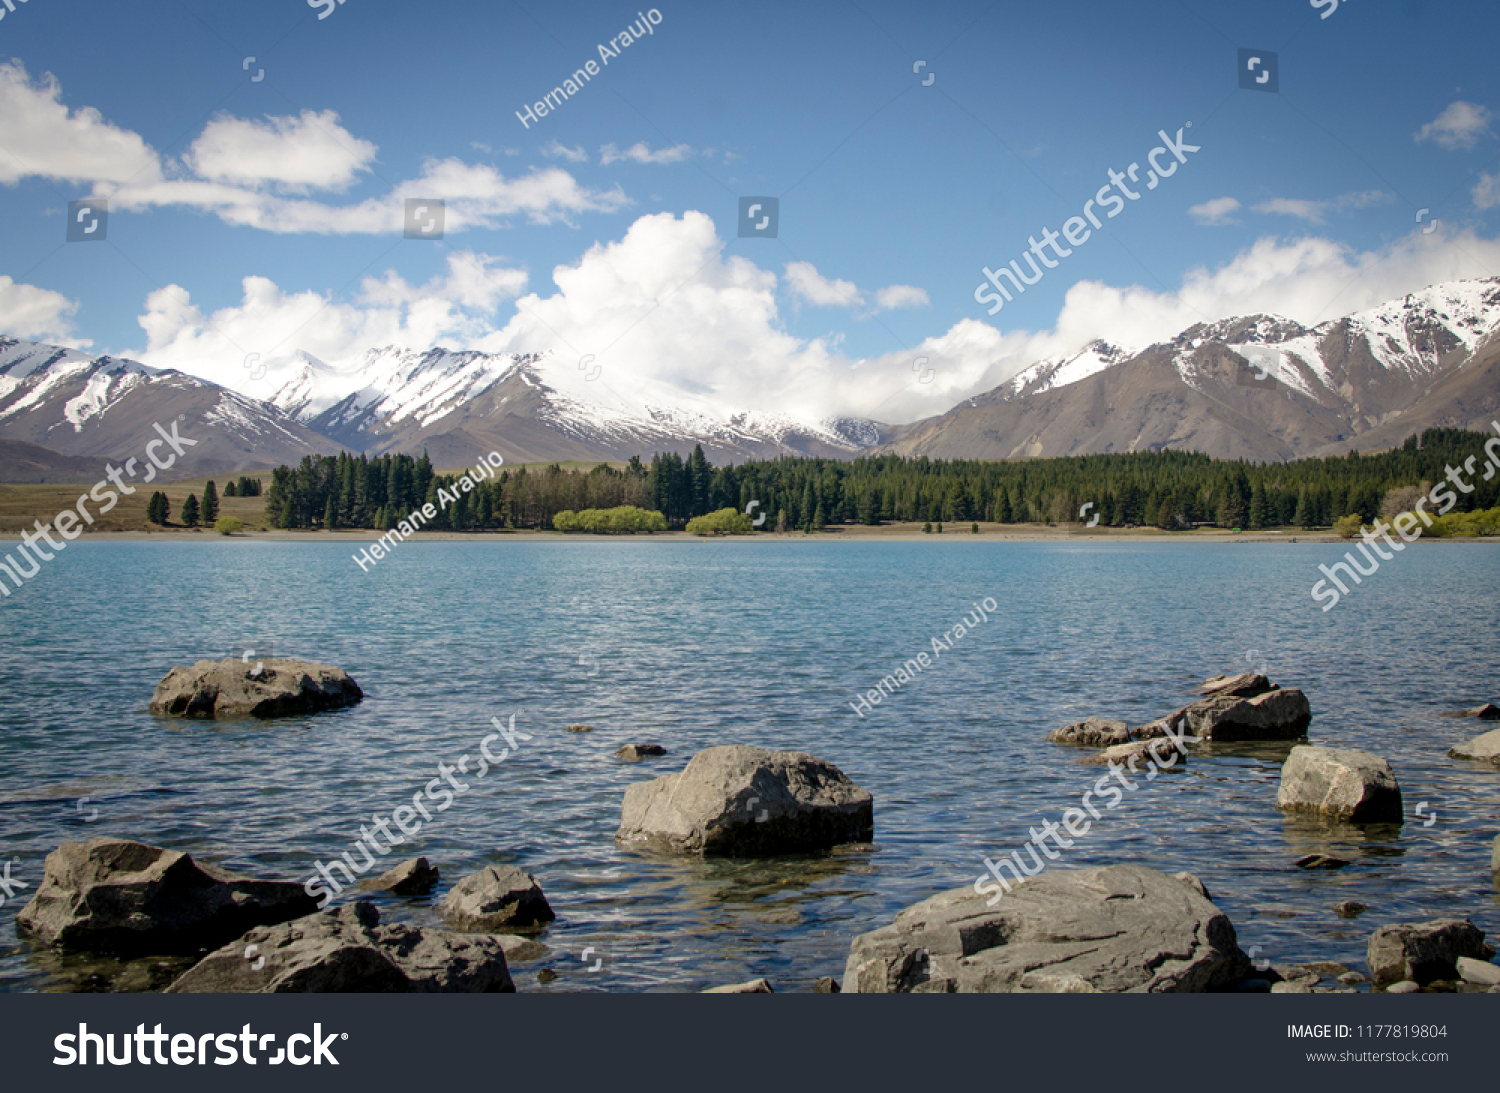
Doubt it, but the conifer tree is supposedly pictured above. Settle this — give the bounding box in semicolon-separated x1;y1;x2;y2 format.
181;494;201;527
202;481;219;523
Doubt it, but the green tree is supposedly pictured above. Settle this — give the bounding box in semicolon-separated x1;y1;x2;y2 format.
181;494;201;527
201;480;219;523
1248;482;1268;529
323;493;339;529
971;522;979;534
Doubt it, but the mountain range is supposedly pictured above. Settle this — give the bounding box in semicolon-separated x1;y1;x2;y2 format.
3;278;1499;482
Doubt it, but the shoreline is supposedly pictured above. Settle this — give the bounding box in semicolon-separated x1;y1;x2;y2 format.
12;526;1500;544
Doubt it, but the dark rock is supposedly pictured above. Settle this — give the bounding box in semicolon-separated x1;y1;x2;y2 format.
441;866;555;932
165;902;515;993
1440;703;1500;720
814;976;841;993
1186;688;1312;742
1046;717;1130;747
845;864;1249;993
616;744;667;762
1277;746;1402;823
359;857;439;895
16;838;318;955
1448;728;1500;765
537;967;558;983
150;657;362;719
495;935;548;962
615;745;873;856
1334;901;1369;919
1295;855;1352;870
1367;919;1495;986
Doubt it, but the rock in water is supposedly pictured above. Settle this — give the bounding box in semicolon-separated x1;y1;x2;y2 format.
166;902;515;993
441;866;555;932
1185;689;1312;742
150;657;363;718
1457;956;1500;987
16;838;318;955
1196;673;1274;698
1440;702;1500;720
844;864;1249;993
1492;834;1500;874
359;857;439;895
704;978;774;993
1448;728;1500;766
614;745;873;855
1046;717;1130;747
1079;738;1188;768
1366;919;1495;987
616;744;667;762
1276;746;1402;823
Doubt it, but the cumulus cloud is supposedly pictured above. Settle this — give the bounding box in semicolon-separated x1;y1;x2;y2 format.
0;61;624;234
541;140;588;163
0;61;159;186
1473;172;1500;210
1415;101;1494;150
132;251;528;386
137;212;1500;426
0;277;89;346
599;142;691;165
1253;198;1328;224
184;111;377;192
1188;197;1241;226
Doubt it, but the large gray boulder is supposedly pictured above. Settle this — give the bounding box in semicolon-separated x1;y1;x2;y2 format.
16;838;318;955
1185;688;1311;742
1492;834;1500;874
166;902;515;993
1448;728;1500;766
844;864;1249;993
358;857;439;895
1277;746;1402;823
150;657;363;719
441;866;555;932
1196;673;1274;698
1046;717;1130;747
1367;919;1494;987
615;745;873;855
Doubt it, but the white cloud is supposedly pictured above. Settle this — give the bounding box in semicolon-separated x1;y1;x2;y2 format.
1253;198;1327;223
541;140;588;163
874;284;930;310
0;61;624;234
1415;101;1494;150
784;261;864;307
184;111;377;192
1474;172;1500;210
0;277;89;346
132;251;528;385
0;61;159;186
599;142;691;165
1188;197;1241;225
135;212;1500;426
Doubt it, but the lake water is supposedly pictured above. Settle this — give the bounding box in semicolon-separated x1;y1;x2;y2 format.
2;538;1498;992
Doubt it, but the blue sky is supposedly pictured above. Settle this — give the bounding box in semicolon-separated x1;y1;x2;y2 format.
3;0;1499;422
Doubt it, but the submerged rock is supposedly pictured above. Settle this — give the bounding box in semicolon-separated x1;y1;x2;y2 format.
1046;717;1130;747
1277;746;1402;823
616;744;667;762
1334;901;1369;919
1367;919;1494;987
441;866;555;933
16;838;317;955
844;864;1249;993
1448;728;1500;765
166;902;514;993
1441;702;1500;720
1080;737;1188;769
615;745;873;856
150;657;363;719
704;977;774;993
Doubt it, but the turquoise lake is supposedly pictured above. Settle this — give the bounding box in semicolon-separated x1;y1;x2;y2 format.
1;538;1498;991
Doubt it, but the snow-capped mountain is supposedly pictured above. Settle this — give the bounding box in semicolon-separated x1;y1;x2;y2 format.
0;337;339;477
876;278;1500;462
262;345;883;465
3;278;1499;479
